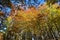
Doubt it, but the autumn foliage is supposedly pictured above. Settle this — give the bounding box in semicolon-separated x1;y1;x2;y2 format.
3;3;60;40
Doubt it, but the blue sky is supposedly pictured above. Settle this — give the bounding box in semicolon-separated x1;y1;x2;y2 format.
10;0;45;6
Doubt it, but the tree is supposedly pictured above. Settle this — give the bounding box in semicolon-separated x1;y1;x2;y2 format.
0;0;12;8
46;0;58;5
0;12;7;32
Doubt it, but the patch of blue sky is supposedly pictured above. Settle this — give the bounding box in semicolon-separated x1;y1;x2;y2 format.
5;7;11;16
32;0;44;7
0;4;11;16
0;24;7;29
0;30;3;32
23;0;43;8
58;2;60;5
2;7;11;17
0;5;3;11
3;27;7;30
10;0;45;6
10;0;15;3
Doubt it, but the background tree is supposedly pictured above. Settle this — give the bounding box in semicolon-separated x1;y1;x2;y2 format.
46;0;58;5
0;0;12;8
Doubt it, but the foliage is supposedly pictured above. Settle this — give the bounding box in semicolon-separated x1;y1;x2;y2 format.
46;0;58;5
3;2;60;40
0;0;12;8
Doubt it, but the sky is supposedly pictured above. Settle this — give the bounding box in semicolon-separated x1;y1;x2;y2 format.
10;0;45;6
